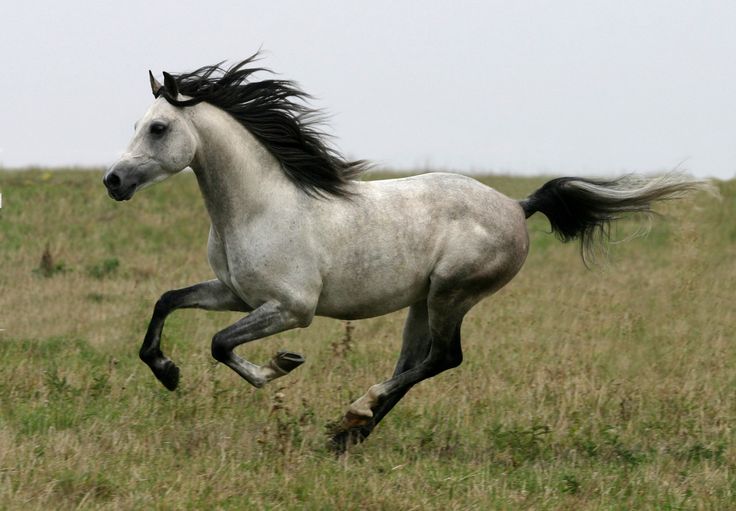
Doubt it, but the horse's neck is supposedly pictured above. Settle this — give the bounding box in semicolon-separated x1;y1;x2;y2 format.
188;104;298;233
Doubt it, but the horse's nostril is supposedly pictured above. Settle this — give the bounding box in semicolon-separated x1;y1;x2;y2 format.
105;172;122;190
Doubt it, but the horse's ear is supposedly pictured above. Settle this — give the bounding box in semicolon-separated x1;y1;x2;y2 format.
162;72;179;97
149;70;163;97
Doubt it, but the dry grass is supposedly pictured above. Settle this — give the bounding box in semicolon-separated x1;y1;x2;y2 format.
0;169;734;510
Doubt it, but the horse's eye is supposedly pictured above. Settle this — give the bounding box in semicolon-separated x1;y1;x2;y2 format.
150;122;168;135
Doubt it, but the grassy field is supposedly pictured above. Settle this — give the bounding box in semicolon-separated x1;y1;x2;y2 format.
0;169;734;510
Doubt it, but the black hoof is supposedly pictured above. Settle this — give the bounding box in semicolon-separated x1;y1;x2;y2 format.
328;428;367;454
272;350;305;374
325;416;373;454
154;359;180;391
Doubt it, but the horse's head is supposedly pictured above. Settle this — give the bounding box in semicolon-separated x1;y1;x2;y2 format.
103;72;198;201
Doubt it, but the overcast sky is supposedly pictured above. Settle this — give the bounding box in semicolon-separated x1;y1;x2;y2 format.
1;1;734;178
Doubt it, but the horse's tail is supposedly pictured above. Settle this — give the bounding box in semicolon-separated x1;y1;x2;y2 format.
519;172;714;263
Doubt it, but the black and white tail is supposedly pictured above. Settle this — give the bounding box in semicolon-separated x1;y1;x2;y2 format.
519;173;713;262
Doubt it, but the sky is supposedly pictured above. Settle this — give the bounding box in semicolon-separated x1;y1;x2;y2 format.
1;1;734;178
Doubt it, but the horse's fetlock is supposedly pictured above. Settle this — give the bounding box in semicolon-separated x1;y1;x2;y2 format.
139;347;160;363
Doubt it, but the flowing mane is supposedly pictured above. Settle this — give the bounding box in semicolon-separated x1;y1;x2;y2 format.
158;53;369;197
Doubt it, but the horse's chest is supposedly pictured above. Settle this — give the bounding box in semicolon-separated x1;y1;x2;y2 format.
207;238;233;285
208;234;310;305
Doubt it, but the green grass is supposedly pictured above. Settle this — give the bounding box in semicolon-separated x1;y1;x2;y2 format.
0;169;734;509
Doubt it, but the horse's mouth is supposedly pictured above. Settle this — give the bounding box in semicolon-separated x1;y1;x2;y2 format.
107;184;137;201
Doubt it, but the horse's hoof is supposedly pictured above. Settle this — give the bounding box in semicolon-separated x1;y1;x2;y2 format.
324;415;373;454
155;359;180;391
270;350;305;375
328;428;367;454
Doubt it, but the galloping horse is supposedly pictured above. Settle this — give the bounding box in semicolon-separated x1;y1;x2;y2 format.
103;54;707;449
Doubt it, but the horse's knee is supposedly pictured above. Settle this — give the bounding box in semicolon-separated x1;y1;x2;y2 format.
210;332;230;362
154;291;178;316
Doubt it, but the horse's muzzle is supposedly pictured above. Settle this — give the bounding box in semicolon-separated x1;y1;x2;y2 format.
103;168;137;201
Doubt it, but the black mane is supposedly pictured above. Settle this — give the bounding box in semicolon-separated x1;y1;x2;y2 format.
159;53;369;197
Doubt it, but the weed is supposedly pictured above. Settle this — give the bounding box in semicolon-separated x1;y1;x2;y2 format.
486;423;551;466
561;474;581;494
43;366;77;397
33;243;68;277
332;320;354;357
87;257;120;279
89;373;111;398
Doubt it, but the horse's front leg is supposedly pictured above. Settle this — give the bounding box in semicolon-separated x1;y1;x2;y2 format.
210;300;313;388
140;279;251;390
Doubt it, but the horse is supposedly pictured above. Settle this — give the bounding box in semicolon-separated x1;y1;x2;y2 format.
103;54;708;450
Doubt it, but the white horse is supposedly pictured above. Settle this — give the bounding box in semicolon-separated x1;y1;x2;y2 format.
104;55;707;450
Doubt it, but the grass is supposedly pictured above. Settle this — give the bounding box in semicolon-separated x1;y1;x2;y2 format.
0;168;734;510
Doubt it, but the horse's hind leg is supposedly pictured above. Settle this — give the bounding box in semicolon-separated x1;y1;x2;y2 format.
330;300;431;448
140;279;251;390
343;319;463;429
333;290;467;448
370;301;433;427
